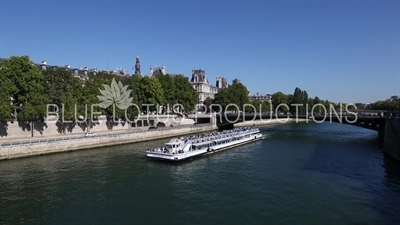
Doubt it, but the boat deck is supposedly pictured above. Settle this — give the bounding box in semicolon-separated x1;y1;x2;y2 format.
146;128;262;161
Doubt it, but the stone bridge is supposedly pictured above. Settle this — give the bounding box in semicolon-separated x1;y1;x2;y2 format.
188;112;384;131
187;112;400;162
220;113;383;132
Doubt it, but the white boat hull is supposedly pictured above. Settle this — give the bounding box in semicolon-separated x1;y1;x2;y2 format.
146;132;263;162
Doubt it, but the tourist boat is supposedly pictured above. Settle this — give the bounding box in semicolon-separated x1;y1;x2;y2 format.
146;127;263;161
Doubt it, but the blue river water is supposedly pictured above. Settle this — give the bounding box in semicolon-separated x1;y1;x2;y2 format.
0;122;399;225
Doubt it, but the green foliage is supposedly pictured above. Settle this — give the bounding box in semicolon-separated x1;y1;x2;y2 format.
0;56;48;122
153;74;198;113
43;68;80;105
212;88;230;110
289;87;308;114
133;76;164;111
203;97;213;112
311;96;325;114
153;74;176;111
0;86;12;121
212;83;250;112
271;92;288;112
367;100;400;111
172;75;198;113
354;103;367;110
250;100;271;113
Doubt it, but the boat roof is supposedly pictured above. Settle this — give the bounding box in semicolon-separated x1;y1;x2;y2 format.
165;128;260;146
166;138;185;144
166;141;184;145
192;141;213;146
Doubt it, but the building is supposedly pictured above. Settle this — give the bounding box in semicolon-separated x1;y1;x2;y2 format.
150;65;166;77
0;57;129;78
216;77;229;89
134;56;141;76
249;93;272;103
389;95;400;101
190;69;219;109
232;78;241;84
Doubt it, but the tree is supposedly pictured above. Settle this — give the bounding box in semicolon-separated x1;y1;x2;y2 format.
261;101;272;114
43;68;80;106
154;74;177;113
369;100;399;111
251;100;263;113
132;76;164;112
203;97;213;113
212;88;230;112
250;100;271;114
227;83;250;108
0;61;13;121
212;83;250;112
0;86;12;121
271;92;288;112
311;96;324;115
290;87;308;115
0;56;48;136
354;103;366;110
172;75;198;113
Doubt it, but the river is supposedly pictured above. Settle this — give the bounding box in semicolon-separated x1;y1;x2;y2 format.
0;122;399;225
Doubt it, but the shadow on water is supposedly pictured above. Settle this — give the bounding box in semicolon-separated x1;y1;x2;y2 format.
295;122;400;225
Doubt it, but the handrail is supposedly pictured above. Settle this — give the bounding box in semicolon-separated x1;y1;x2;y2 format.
0;123;215;147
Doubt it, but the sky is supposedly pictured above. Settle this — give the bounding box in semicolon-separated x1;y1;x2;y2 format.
0;0;399;103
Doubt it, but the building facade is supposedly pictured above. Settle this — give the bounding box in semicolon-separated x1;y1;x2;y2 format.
249;93;272;103
216;77;229;89
150;66;166;77
389;95;400;101
190;69;219;108
134;56;141;76
0;57;129;78
232;78;241;84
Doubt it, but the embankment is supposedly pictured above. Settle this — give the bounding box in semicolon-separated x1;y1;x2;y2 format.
383;118;400;161
0;124;217;161
0;115;195;139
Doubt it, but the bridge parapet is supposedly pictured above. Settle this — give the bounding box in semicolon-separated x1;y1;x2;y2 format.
216;113;383;131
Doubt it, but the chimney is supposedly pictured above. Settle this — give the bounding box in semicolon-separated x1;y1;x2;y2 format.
40;60;47;71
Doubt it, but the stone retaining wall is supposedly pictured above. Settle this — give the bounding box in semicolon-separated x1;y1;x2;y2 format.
0;117;196;139
0;125;217;161
384;118;400;161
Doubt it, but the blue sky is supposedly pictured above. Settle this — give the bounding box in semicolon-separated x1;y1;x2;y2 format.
0;0;399;103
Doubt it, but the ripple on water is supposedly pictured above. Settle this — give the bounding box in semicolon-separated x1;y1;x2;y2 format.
0;123;399;225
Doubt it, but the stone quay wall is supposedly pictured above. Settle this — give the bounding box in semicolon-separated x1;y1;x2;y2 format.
0;116;195;140
384;118;400;161
0;124;217;161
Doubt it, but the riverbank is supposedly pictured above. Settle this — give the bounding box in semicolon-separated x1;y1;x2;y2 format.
234;118;307;127
0;119;308;161
0;124;218;161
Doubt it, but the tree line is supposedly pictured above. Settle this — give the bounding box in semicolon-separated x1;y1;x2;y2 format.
201;85;339;115
1;56;397;124
0;56;199;123
204;85;399;115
